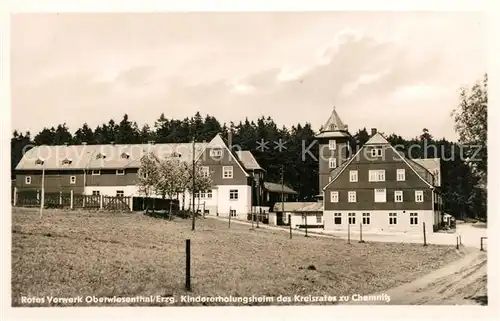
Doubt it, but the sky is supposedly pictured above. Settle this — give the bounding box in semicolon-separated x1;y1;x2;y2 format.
11;12;487;141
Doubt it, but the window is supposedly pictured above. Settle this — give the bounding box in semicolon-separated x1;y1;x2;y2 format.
316;214;322;223
201;166;210;177
35;159;44;165
92;170;101;176
410;213;418;225
116;169;125;175
348;191;356;203
348;213;356;225
121;152;130;159
210;149;223;157
328;157;337;169
329;140;336;150
415;190;424;202
92;191;100;196
397;169;406;181
369;170;385;182
62;158;72;165
330;191;339;203
394;191;403;203
371;147;383;157
389;213;397;225
229;189;239;200
223;166;233;179
374;188;387;203
70;176;76;184
230;209;237;217
334;213;342;225
349;170;358;182
362;213;371;225
116;190;124;197
206;190;213;199
96;153;106;159
25;176;31;184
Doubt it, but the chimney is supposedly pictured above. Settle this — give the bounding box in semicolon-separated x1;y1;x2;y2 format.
148;140;156;145
227;130;232;149
82;142;87;145
64;142;68;146
371;128;377;136
110;141;115;146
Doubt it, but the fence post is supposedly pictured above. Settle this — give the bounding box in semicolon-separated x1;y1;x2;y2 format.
70;190;74;210
459;235;462;246
289;214;292;239
13;187;17;206
423;222;428;246
129;197;133;212
359;223;364;243
480;237;486;251
257;209;260;228
456;236;459;250
304;214;308;237
228;207;231;228
348;223;351;245
185;239;191;291
100;194;103;210
59;191;63;206
251;210;254;229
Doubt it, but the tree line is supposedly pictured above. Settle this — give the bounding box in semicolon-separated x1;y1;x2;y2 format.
11;74;487;220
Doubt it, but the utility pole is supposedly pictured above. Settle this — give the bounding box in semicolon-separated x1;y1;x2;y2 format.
281;165;285;224
191;138;196;231
39;162;45;219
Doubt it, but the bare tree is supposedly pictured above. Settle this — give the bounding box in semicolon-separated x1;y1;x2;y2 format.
137;152;159;213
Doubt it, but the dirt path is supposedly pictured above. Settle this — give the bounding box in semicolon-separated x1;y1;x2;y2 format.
348;250;487;305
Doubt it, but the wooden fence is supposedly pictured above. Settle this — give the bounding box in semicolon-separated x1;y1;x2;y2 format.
14;190;133;212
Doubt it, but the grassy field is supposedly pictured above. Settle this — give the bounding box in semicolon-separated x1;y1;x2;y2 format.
11;208;465;306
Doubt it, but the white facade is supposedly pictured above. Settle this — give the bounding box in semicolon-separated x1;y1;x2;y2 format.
180;185;252;220
323;210;436;234
280;212;323;228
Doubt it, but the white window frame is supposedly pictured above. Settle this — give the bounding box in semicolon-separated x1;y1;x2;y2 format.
116;190;124;197
206;190;213;199
348;191;357;203
210;149;223;157
415;190;424;203
70;176;76;184
389;212;397;225
362;213;371;225
371;147;383;158
348;213;356;225
330;191;339;203
334;213;342;225
369;170;385;182
329;140;336;150
410;213;419;225
349;170;358;182
25;176;32;184
328;157;337;169
229;189;239;200
201;166;210;177
397;169;406;181
116;169;125;176
92;170;101;176
223;166;233;179
394;190;403;203
374;188;387;203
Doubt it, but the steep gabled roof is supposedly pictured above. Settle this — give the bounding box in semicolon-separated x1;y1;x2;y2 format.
322;132;439;190
235;151;263;171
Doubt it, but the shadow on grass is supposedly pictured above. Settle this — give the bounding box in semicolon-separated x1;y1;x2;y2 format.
465;295;488;305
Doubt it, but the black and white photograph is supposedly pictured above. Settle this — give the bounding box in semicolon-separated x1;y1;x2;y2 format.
2;2;495;319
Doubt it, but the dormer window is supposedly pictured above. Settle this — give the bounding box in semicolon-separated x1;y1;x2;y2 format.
35;159;44;165
329;124;336;130
121;152;130;159
96;153;106;159
61;158;72;165
171;152;182;158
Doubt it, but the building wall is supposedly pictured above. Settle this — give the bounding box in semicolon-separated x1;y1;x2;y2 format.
323;210;435;233
324;144;433;211
318;136;351;191
288;212;323;228
198;147;249;185
16;170;85;194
